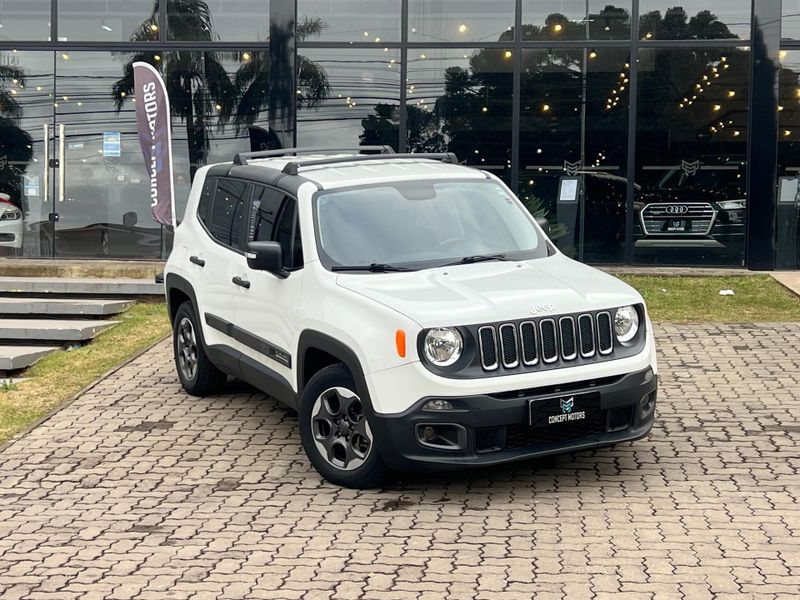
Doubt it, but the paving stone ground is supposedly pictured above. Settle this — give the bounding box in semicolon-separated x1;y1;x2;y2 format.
0;324;799;600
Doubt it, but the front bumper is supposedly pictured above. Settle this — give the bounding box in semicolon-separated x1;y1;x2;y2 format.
369;367;657;472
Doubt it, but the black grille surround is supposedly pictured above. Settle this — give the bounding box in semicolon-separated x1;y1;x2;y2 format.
417;305;647;379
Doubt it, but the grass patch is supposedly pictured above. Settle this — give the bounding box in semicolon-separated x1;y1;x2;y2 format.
620;275;800;323
0;302;171;446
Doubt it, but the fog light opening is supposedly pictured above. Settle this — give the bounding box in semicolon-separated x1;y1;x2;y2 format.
641;391;656;416
415;423;466;450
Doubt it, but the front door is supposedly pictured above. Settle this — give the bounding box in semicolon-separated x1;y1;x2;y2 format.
234;185;304;390
0;49;165;258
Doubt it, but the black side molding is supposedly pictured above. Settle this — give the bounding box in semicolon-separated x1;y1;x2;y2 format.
205;313;292;368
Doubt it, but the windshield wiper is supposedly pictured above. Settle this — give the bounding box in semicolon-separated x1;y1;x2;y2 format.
443;254;509;266
332;263;415;273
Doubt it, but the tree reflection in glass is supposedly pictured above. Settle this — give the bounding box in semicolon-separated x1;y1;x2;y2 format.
0;61;33;216
115;2;333;178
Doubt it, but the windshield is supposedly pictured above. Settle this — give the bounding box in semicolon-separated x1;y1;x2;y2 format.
652;162;745;194
314;180;547;270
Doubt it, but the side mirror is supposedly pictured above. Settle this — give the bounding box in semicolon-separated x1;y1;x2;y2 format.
246;241;287;277
535;216;551;236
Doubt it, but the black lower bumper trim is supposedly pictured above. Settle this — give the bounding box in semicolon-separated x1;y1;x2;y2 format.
369;367;657;472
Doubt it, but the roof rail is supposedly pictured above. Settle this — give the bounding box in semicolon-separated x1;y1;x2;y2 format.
281;152;460;176
233;146;394;166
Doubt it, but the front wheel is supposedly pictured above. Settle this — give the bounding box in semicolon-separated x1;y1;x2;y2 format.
299;364;387;489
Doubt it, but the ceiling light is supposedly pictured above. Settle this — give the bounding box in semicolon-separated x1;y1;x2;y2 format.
504;50;512;59
589;50;597;59
553;24;563;33
458;24;468;33
101;19;113;32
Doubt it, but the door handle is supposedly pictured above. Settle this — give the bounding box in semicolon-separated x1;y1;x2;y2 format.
232;276;250;289
57;123;65;203
42;124;50;203
189;255;205;267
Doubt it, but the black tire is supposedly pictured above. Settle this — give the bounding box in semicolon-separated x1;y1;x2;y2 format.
173;301;227;396
299;363;387;489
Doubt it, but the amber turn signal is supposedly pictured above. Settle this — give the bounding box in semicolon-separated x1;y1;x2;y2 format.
395;329;406;358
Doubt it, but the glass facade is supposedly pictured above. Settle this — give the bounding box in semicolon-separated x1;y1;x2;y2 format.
0;0;798;269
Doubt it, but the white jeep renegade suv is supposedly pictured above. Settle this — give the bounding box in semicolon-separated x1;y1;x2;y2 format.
165;147;658;488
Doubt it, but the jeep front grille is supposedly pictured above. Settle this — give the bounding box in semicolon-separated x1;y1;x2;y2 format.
478;311;615;372
478;326;498;371
641;202;715;235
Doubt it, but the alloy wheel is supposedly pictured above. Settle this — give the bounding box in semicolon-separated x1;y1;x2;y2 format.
176;317;198;382
310;386;373;471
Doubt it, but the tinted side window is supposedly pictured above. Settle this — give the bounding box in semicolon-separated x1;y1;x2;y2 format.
197;177;216;226
249;186;286;243
209;179;248;248
275;202;296;269
248;188;304;270
293;220;304;268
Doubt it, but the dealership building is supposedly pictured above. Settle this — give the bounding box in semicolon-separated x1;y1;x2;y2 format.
0;1;799;270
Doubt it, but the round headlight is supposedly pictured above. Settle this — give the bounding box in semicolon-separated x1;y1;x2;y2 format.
423;328;463;367
614;305;639;343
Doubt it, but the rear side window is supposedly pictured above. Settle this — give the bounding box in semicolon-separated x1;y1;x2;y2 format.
197;177;216;226
208;178;249;248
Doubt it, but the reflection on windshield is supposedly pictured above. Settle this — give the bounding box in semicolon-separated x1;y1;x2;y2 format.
315;180;546;269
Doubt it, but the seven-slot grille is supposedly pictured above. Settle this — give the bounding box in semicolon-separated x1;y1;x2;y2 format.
478;312;614;372
641;202;715;235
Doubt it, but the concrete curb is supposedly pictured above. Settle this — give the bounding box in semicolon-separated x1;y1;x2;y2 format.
0;334;171;456
771;273;800;298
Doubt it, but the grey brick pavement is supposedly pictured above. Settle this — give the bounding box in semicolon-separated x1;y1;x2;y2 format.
0;324;799;599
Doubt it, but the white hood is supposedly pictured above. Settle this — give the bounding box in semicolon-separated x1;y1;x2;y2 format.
336;255;642;328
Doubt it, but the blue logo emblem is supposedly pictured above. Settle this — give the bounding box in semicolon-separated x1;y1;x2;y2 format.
560;397;574;413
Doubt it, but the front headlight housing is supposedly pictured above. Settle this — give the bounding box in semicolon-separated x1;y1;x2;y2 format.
423;327;463;367
718;199;746;211
614;305;640;343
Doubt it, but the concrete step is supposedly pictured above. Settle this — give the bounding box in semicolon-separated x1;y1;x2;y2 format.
0;298;135;316
0;277;163;297
0;346;59;371
0;259;164;280
0;319;119;342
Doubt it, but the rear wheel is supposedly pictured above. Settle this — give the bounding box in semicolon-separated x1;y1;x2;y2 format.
173;301;226;396
299;363;386;488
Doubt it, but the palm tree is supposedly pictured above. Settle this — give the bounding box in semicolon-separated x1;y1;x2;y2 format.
0;64;34;208
112;0;236;179
221;15;332;137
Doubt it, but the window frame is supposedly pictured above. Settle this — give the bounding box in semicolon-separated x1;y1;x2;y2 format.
246;184;304;272
195;176;253;255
